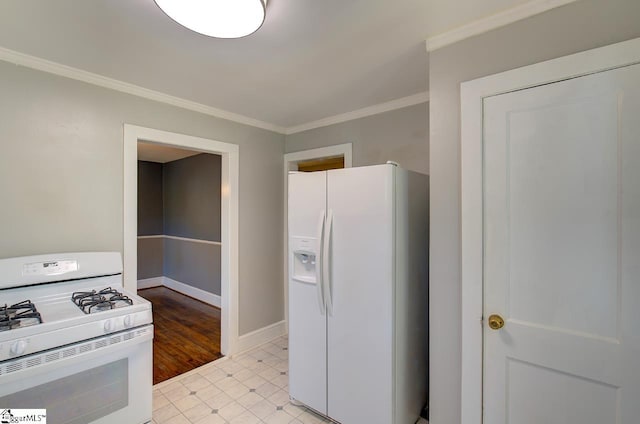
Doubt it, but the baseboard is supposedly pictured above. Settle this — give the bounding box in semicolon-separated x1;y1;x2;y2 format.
163;277;222;308
137;277;164;290
137;276;221;308
235;320;288;354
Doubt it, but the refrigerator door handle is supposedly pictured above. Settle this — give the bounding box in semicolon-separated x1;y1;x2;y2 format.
315;210;326;314
323;209;334;315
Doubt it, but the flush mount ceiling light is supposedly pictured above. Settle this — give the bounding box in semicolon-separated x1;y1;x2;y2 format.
155;0;267;39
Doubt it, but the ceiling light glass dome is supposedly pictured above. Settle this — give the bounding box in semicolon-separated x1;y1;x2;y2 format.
155;0;267;39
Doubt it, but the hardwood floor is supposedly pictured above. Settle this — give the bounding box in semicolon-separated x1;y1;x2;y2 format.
138;286;223;384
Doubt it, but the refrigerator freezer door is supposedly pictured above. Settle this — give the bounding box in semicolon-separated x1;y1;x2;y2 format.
288;171;328;414
326;165;395;424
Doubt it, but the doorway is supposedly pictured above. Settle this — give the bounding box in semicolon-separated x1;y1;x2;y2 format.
282;144;352;328
460;38;640;423
123;125;240;363
135;143;223;383
296;156;345;172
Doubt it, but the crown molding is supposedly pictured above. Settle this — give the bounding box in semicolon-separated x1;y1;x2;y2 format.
0;46;429;136
425;0;580;52
285;91;429;135
0;46;287;134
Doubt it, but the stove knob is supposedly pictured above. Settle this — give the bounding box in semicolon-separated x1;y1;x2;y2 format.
123;315;133;328
10;340;27;356
104;320;113;332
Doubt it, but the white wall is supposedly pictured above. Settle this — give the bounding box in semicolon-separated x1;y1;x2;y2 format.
285;102;429;175
428;0;640;422
0;62;285;335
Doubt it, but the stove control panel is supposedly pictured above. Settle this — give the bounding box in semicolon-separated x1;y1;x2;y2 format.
0;308;152;362
23;260;78;277
100;312;146;335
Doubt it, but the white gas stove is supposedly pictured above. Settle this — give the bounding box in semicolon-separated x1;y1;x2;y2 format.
0;252;153;424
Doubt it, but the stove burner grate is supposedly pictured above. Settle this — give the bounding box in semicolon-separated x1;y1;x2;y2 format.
71;287;133;314
0;300;43;331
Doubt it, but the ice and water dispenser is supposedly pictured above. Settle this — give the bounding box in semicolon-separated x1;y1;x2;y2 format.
291;237;318;284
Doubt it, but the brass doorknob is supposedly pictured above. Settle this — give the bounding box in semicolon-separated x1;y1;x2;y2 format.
488;314;505;330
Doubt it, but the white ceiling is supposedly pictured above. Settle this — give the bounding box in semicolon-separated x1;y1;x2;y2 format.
138;142;203;163
0;0;533;129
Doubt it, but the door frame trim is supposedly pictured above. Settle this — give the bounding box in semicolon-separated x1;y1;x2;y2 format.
123;124;240;355
282;144;353;331
460;37;640;424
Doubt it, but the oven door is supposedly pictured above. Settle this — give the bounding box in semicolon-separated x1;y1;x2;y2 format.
0;325;153;424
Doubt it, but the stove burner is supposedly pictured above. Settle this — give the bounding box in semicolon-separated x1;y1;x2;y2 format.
71;287;133;314
0;300;43;331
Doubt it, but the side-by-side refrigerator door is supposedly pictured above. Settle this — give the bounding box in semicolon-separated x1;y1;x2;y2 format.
326;165;395;424
288;171;328;415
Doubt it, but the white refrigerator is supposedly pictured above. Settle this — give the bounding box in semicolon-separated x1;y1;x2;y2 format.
288;164;429;424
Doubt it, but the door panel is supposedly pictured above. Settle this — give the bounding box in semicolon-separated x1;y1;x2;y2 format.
326;165;394;424
483;63;640;423
507;358;618;424
288;171;327;414
505;94;618;339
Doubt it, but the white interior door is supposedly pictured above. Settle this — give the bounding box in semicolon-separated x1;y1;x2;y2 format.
483;63;640;423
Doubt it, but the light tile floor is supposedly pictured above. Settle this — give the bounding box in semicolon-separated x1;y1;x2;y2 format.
152;335;429;424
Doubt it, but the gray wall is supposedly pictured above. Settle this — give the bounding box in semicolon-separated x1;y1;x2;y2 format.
0;62;285;335
163;154;221;241
137;154;222;295
137;160;164;279
165;153;222;295
138;161;164;236
285;102;429;175
137;237;163;279
428;0;640;423
164;239;222;295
